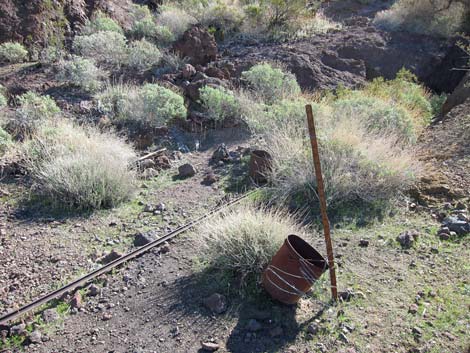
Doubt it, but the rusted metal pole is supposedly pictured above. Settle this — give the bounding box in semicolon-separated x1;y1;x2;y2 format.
305;104;338;302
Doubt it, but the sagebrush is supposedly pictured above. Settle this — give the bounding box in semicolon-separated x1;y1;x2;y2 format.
0;42;28;63
24;120;136;210
56;56;108;92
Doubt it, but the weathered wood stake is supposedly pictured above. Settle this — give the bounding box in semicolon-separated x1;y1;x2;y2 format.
305;104;338;302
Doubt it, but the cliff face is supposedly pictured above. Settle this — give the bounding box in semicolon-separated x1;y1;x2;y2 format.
0;0;133;48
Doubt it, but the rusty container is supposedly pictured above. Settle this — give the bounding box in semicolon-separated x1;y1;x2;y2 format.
249;150;272;184
262;234;328;305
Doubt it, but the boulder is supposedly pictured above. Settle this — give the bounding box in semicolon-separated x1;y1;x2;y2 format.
178;163;196;178
442;72;470;115
173;26;217;66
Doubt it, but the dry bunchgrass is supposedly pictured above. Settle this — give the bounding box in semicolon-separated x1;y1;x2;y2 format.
24;120;136;211
265;106;419;209
195;203;310;285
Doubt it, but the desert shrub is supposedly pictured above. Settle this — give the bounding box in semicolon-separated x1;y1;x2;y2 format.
241;63;300;103
56;56;108;92
264;107;418;209
24;120;136;210
199;86;241;122
39;46;65;65
9;92;60;138
156;6;198;40
96;83;186;129
81;11;123;35
73;31;128;68
0;127;12;155
195;203;308;287
374;0;469;38
127;39;162;71
198;1;244;36
333;96;415;142
0;42;28;63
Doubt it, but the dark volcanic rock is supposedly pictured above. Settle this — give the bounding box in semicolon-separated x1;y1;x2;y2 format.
173;26;218;66
134;231;157;247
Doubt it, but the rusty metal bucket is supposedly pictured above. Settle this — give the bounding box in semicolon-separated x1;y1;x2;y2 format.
249;150;272;184
262;234;328;305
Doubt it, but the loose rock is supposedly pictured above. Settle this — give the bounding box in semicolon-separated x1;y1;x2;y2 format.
396;230;419;248
28;330;42;344
70;291;82;309
178;163;197;178
203;293;227;314
134;231;156;247
42;308;59;323
359;239;369;247
98;250;122;264
201;341;220;351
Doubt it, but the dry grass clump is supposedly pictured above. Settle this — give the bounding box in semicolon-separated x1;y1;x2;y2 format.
374;0;469;38
24;120;136;211
266;111;419;209
156;5;197;40
195;203;308;285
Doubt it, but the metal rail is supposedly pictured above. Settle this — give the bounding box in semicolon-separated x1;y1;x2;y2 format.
0;190;257;325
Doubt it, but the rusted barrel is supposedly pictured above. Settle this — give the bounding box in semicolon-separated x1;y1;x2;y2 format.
262;234;328;305
249;150;272;184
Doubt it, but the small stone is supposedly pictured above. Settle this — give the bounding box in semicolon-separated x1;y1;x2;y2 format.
42;308;59;323
442;216;470;235
98;249;122;264
156;203;166;212
182;64;196;79
141;168;158;179
408;304;419;314
102;312;112;321
212;144;229;162
338;332;349;343
396;230;419;248
201;341;219;351
438;232;450;240
439;226;450;234
87;284;101;297
246;319;262;332
203;293;227;314
307;323;318;335
159;243;170;254
202;172;218;186
178;163;197;178
144;204;155;212
359;239;369;247
339;288;356;301
457;213;469;222
134;231;156;247
28;330;42;344
70;292;82;309
430;247;439;254
10;324;27;336
412;326;422;336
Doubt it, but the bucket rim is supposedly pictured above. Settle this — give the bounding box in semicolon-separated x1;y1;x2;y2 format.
285;234;329;271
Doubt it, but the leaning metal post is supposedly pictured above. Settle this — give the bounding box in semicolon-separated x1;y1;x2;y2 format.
305;104;338;302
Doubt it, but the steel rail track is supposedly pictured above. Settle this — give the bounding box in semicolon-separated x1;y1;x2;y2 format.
0;189;257;325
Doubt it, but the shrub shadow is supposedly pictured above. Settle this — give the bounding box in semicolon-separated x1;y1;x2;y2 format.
146;266;329;353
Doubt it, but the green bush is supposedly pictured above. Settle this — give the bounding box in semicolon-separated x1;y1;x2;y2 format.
24;120;136;211
241;63;300;103
127;39;162;71
96;83;187;129
199;86;241;123
333;96;415;142
195;203;308;288
56;56;108;92
0;42;28;63
0;127;12;155
73;31;128;68
81;11;123;35
9;92;61;138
